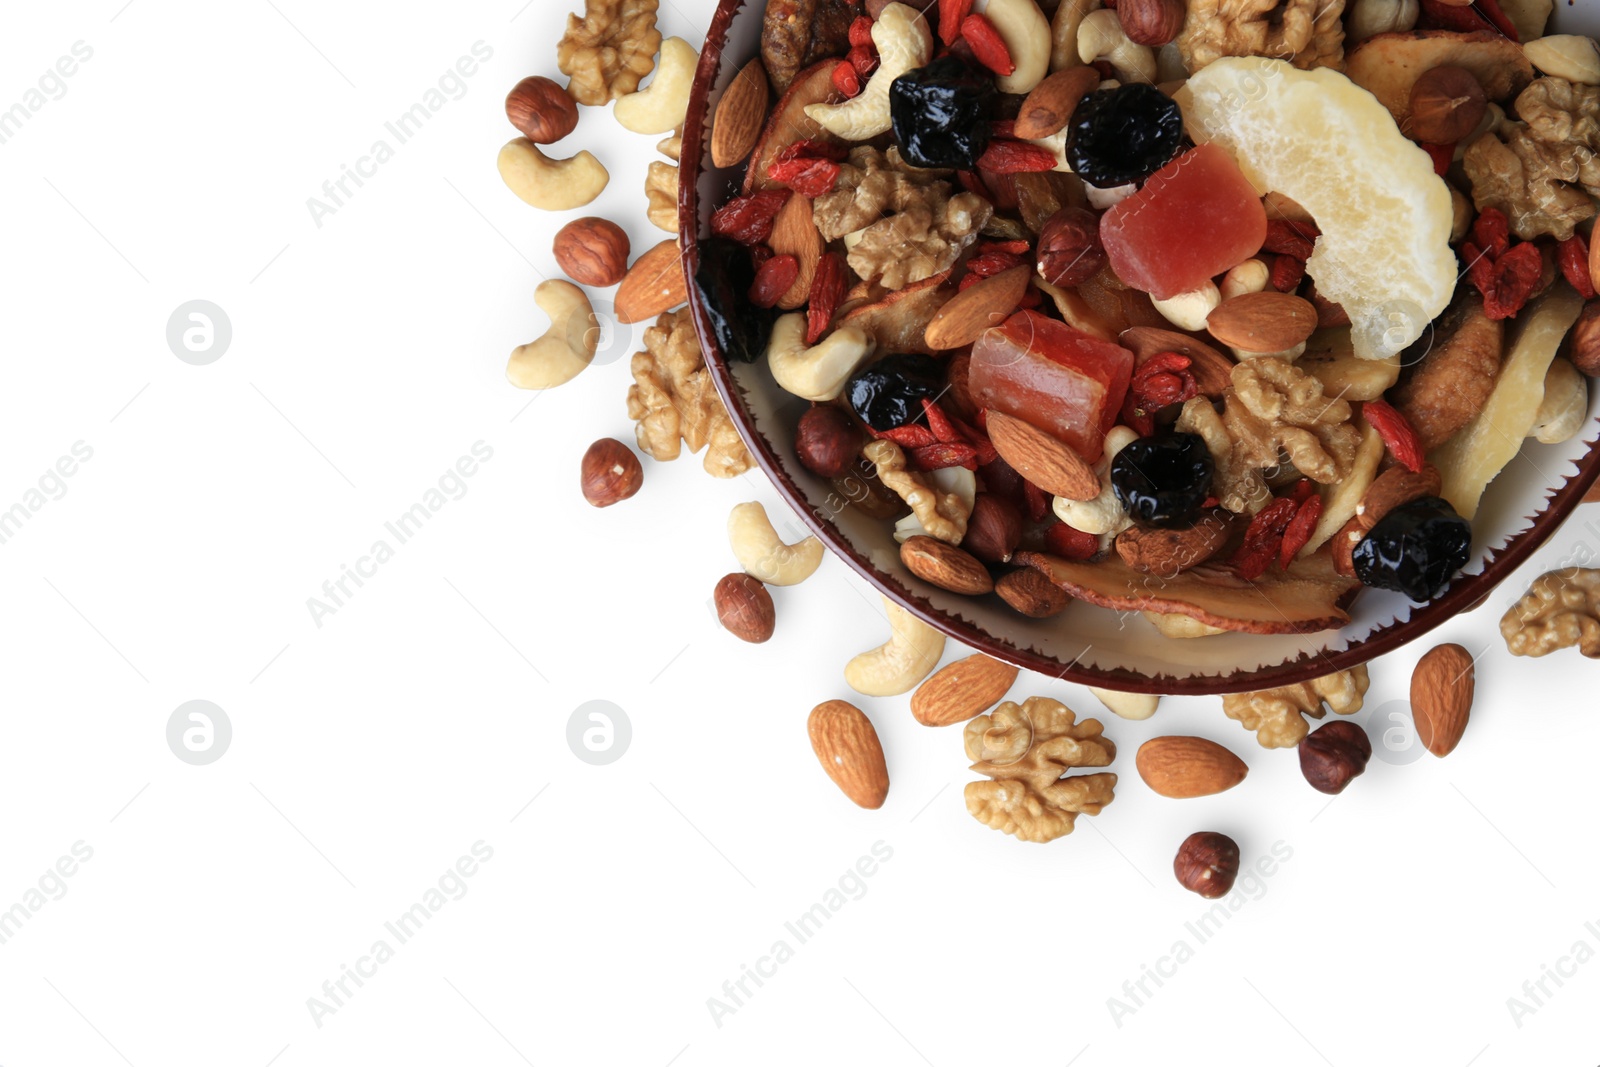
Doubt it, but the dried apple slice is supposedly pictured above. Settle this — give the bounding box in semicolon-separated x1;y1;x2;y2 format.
1344;31;1535;123
841;271;954;355
1431;284;1585;519
743;59;844;195
1016;550;1360;634
1301;422;1383;556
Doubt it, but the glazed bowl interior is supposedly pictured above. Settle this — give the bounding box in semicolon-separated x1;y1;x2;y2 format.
680;0;1600;694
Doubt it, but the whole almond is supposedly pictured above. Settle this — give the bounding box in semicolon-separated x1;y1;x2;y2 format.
995;567;1072;618
615;239;688;324
769;193;823;310
711;58;768;168
1357;463;1442;526
1206;291;1319;353
1136;736;1249;798
910;654;1019;726
901;536;994;595
1411;643;1474;757
1015;67;1101;140
985;410;1100;501
924;265;1032;351
1115;512;1232;575
1117;0;1187;46
808;699;890;808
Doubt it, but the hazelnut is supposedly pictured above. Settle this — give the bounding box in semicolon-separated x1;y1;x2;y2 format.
1569;300;1600;377
505;76;580;144
1407;66;1486;146
962;494;1023;563
714;573;775;643
1116;0;1187;47
580;438;643;507
1035;207;1106;289
1297;719;1372;795
1174;831;1240;899
553;217;631;288
794;406;863;479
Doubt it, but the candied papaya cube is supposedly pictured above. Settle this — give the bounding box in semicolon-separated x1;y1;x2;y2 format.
969;310;1133;464
1100;144;1268;300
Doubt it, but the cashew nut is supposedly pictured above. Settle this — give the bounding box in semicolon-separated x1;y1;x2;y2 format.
976;0;1052;94
498;138;609;211
1531;358;1589;444
1026;127;1075;173
1084;180;1137;209
615;37;699;134
1152;283;1222;332
1077;10;1155;85
1449;187;1473;244
1220;260;1270;301
767;314;877;401
728;501;825;585
845;597;946;697
1346;0;1418;42
506;280;599;389
1088;686;1159;721
1524;35;1600;86
1050;0;1099;71
805;3;932;140
1052;425;1138;535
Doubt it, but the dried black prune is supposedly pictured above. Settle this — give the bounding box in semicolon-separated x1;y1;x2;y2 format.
846;353;943;431
1111;433;1214;529
1066;84;1185;189
890;57;997;170
1352;496;1472;602
695;235;775;364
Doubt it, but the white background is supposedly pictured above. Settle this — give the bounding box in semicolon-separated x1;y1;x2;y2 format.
1;1;1598;1065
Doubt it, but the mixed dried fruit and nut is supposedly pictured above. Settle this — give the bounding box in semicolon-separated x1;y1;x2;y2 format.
498;0;1600;894
689;0;1600;639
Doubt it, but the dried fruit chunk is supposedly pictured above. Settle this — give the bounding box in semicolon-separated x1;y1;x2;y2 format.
1391;293;1505;451
964;697;1117;843
1016;550;1360;634
1178;58;1457;361
1431;285;1584;518
762;0;863;94
1344;30;1535;124
557;0;663;106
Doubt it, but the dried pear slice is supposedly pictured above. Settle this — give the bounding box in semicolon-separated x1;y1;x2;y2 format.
1016;550;1359;634
1143;611;1229;638
1431;285;1585;519
1300;327;1400;401
1392;291;1505;452
1345;31;1535;123
1178;58;1456;362
841;271;954;355
1303;422;1384;556
743;59;843;195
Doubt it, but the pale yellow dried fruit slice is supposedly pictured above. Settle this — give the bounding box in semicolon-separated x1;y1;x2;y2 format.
1299;327;1401;401
1302;422;1383;556
1178;58;1456;362
1431;284;1585;519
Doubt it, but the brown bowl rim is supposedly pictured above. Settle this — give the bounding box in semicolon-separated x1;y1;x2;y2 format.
676;0;1600;694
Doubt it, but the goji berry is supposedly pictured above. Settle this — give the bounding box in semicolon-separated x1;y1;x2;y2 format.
1045;522;1100;560
976;239;1032;257
976;138;1058;174
1471;208;1511;259
710;189;791;245
990;119;1017;139
1560;233;1597;300
911;442;981;471
938;0;973;46
1289;478;1317;504
1122;352;1198;436
1470;241;1542;320
960;13;1015;76
1017;286;1042;310
921;398;962;444
1268;253;1306;293
749;244;773;270
1232;495;1299;580
956;170;987;198
947;413;1000;465
806;252;848;345
966;250;1027;278
1420;0;1517;39
749;253;800;309
874;424;940;449
848;44;878;78
1263;219;1318;261
831;61;861;97
1420;141;1454;176
1280;494;1323;568
1362;399;1426;472
1474;0;1520;39
848;15;875;48
1022;478;1050;523
768;157;843;197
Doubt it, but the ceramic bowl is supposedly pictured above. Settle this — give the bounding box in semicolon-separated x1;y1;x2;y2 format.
679;0;1600;693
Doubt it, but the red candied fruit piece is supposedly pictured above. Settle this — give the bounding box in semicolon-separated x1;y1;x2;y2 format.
1100;144;1269;300
967;310;1134;464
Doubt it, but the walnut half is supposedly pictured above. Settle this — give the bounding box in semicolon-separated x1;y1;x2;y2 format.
964;697;1117;843
1501;568;1600;657
557;0;663;106
1176;0;1345;74
626;309;754;478
1222;664;1370;748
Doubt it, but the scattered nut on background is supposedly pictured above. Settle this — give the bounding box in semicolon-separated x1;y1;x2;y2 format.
580;438;643;507
1297;720;1373;794
1410;643;1474;757
553;217;631;288
1174;832;1241;899
964;697;1116;843
714;573;776;644
808;699;890;808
